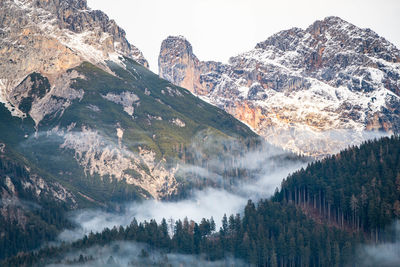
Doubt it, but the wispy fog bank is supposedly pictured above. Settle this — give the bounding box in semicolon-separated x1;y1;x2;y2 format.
356;221;400;267
59;140;305;242
46;241;247;267
58;131;389;244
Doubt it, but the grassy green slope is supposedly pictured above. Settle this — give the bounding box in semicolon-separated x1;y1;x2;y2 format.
0;59;259;260
63;59;256;159
0;59;257;206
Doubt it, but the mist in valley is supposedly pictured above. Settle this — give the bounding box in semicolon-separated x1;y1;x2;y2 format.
46;241;247;267
355;221;400;267
40;130;389;265
58;138;306;243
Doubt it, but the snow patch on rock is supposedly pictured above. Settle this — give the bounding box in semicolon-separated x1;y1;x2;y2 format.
5;176;16;194
159;17;400;158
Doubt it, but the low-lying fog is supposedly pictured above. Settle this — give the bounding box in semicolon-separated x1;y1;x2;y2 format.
45;130;390;266
59;140;306;242
58;130;389;243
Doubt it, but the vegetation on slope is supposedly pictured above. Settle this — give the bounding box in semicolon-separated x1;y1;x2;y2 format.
4;136;399;266
0;58;262;260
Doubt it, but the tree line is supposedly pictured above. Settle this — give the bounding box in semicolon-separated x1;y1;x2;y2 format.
2;136;400;266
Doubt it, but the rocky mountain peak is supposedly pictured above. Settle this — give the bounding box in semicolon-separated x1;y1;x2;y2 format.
36;0;147;66
310;16;348;29
159;35;203;94
255;27;305;51
0;0;149;119
1;0;148;72
33;0;89;10
161;36;194;55
159;17;400;157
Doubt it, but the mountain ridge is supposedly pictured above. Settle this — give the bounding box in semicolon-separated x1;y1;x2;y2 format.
0;0;148;119
0;0;262;223
0;0;269;258
159;16;400;157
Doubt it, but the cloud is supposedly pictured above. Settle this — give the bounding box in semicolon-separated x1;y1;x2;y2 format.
55;130;387;246
59;188;247;243
177;164;224;183
0;197;42;210
46;130;394;267
46;241;247;267
356;221;400;267
58;139;305;242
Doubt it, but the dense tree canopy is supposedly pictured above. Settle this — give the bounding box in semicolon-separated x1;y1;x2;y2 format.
2;136;400;266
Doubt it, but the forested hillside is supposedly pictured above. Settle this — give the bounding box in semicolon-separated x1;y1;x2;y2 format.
274;135;400;239
4;136;399;266
2;201;361;267
0;150;73;259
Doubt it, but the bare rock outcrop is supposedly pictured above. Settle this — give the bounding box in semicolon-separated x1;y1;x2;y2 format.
0;0;148;119
159;17;400;157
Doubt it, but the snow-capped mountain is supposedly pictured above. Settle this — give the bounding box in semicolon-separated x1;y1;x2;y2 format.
0;0;259;207
0;0;148;119
159;17;400;157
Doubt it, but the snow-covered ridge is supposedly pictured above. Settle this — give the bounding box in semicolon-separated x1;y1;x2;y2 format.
0;0;149;120
14;0;147;68
159;16;400;157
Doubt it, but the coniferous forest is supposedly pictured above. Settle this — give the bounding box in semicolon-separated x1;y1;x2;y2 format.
1;0;400;265
2;135;400;266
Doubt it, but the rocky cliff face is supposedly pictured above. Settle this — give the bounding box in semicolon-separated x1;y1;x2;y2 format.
159;36;201;94
159;17;400;157
0;0;148;118
0;0;258;202
0;0;165;198
158;36;224;96
0;0;266;258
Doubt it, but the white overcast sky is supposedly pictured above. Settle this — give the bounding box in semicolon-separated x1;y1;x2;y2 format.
87;0;400;73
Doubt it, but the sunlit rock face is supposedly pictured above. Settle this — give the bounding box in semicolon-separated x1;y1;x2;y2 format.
0;0;260;201
0;0;173;200
159;17;400;157
0;0;148;118
158;36;204;95
0;0;173;197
